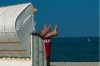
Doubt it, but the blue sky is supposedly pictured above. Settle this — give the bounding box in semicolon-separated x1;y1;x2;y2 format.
0;0;99;37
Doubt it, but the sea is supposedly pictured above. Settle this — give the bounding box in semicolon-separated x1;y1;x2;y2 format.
50;37;99;62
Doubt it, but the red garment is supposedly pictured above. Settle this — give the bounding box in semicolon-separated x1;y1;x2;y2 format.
44;38;51;56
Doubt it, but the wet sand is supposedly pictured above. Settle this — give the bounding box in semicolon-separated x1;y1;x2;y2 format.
50;62;100;66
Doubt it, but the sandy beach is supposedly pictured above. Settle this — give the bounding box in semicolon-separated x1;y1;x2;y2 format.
50;62;100;66
0;59;99;66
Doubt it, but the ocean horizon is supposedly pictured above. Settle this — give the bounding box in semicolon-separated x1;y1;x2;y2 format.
50;37;99;62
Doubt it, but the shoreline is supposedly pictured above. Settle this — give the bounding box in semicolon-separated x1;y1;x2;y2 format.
50;62;100;66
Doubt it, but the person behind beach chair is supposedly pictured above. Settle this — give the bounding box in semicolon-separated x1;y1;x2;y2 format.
32;24;58;66
40;24;58;66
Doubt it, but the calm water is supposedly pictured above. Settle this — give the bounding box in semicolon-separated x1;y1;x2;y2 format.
50;37;99;62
